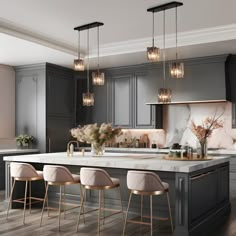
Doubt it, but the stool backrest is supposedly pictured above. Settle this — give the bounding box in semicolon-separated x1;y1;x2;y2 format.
43;165;74;183
10;162;38;178
127;171;165;192
80;168;113;186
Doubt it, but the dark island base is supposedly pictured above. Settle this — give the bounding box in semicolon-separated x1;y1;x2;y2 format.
5;161;230;236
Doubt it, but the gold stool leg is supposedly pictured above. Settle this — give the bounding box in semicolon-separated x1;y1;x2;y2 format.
63;185;66;219
123;192;132;236
76;187;86;232
98;190;102;236
44;181;49;217
79;184;85;224
101;190;105;225
58;185;63;231
23;180;28;225
141;195;143;222
118;187;124;225
166;192;174;234
29;181;31;214
6;178;16;220
40;183;49;227
150;195;153;236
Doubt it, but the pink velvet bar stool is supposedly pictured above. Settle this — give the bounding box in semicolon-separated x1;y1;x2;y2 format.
40;165;84;231
76;167;124;235
6;162;44;224
123;170;173;236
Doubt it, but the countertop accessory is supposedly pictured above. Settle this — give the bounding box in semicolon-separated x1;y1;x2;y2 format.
191;112;223;158
163;155;213;161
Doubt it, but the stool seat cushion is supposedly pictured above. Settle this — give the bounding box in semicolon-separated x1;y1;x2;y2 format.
127;171;167;192
36;171;43;179
111;177;120;186
11;163;41;179
81;168;118;187
72;174;80;182
43;165;78;183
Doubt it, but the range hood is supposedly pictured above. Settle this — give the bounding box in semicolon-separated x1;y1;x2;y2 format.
146;54;236;105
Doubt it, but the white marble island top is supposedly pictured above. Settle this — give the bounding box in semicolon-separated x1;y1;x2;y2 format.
3;152;230;173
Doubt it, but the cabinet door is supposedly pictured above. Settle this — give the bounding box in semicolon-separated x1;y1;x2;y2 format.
46;66;75;117
134;72;155;128
110;74;133;128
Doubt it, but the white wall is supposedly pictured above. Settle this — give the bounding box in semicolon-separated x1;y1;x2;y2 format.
0;65;15;142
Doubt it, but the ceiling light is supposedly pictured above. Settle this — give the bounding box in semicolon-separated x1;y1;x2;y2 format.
92;26;105;85
74;31;85;71
74;22;104;106
169;4;184;78
147;11;160;61
147;2;183;103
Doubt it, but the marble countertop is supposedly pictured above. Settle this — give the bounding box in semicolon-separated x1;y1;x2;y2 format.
3;152;230;173
0;148;39;155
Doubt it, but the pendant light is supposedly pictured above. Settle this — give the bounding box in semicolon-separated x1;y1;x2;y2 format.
74;31;85;71
83;29;94;106
92;26;105;85
169;5;184;78
147;11;160;61
158;10;172;103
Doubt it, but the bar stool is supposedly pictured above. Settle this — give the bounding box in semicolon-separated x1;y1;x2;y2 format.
76;167;124;235
6;162;44;224
40;165;83;231
123;170;173;236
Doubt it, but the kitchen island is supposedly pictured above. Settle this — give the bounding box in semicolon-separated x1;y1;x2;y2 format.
4;152;230;236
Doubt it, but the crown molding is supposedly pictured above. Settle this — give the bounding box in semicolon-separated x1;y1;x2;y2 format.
1;17;236;59
99;24;236;57
0;18;77;55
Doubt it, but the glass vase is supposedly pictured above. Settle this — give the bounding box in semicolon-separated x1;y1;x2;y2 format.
91;143;105;156
197;139;207;158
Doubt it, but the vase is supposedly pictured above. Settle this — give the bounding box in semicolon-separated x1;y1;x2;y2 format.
91;143;105;156
197;139;207;158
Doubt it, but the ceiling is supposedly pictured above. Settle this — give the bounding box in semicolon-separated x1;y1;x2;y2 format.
1;0;236;69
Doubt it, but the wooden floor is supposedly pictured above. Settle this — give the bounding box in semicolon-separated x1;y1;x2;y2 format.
0;190;235;236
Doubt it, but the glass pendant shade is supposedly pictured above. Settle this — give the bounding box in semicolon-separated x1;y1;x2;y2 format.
74;59;85;71
83;92;94;106
170;62;184;79
92;71;105;85
158;88;172;103
147;47;160;61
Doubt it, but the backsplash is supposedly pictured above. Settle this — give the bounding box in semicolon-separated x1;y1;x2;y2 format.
118;102;236;149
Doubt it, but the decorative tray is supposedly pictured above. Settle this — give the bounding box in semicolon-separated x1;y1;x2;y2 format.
163;156;213;161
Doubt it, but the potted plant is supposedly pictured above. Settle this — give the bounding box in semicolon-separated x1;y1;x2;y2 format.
16;134;34;148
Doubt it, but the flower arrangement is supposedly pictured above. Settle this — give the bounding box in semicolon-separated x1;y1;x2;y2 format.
71;123;122;155
16;134;34;147
190;113;223;157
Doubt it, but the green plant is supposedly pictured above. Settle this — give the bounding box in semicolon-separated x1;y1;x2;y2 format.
16;134;34;147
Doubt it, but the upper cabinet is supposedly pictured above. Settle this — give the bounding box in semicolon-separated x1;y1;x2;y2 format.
0;65;15;140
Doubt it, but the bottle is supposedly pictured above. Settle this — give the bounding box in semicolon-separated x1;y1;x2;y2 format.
135;139;139;148
70;143;74;157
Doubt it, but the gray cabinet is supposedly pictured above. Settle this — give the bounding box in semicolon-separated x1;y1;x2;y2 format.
16;63;75;153
108;73;133;128
106;70;161;128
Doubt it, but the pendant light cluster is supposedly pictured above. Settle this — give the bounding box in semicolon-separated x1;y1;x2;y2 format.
147;2;183;103
74;22;104;106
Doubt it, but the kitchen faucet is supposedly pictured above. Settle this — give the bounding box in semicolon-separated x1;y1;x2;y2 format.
67;141;79;156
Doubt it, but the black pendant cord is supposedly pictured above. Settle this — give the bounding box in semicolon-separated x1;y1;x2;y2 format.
175;6;178;62
152;12;155;47
97;26;100;73
163;10;166;86
78;31;81;59
87;29;90;93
